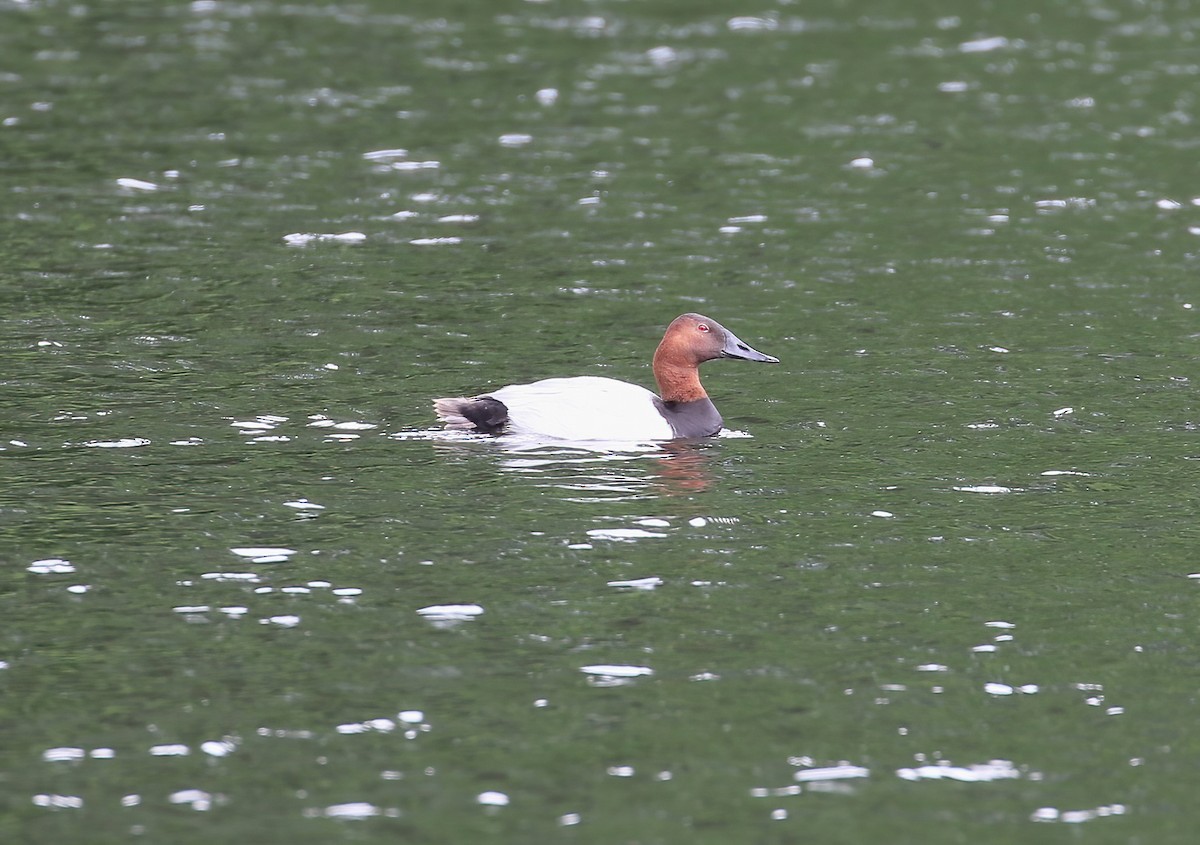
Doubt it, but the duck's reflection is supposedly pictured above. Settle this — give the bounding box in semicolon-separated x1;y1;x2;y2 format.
425;432;714;500
653;441;714;495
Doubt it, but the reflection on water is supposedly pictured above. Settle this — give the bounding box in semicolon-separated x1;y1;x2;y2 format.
415;429;717;500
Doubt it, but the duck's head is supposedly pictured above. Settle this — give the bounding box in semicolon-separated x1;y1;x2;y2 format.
657;312;780;367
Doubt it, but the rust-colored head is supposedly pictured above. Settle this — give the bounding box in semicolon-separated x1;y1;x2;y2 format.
651;313;778;403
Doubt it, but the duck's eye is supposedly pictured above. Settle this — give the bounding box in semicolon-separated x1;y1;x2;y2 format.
697;324;710;333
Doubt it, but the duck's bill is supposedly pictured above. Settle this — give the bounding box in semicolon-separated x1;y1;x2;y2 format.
721;330;780;363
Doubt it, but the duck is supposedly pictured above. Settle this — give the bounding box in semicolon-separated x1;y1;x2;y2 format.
433;313;778;441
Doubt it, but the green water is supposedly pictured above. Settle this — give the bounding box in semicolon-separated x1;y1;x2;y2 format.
3;1;1200;842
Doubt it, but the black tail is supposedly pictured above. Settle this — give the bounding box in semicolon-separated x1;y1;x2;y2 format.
433;396;509;434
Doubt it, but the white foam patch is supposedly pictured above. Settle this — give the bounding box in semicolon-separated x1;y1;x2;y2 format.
149;744;190;756
794;765;870;782
586;528;667;541
607;576;663;590
116;177;158;191
896;759;1021;782
230;547;296;564
43;747;86;762
283;232;367;246
416;604;483;622
362;148;408;161
201;572;261;583
169;789;213;810
28;558;75;574
579;664;653;678
324;802;382;819
261;615;301;627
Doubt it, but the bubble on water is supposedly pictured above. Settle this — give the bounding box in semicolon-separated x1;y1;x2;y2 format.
84;438;151;448
498;133;533;148
477;791;510;806
410;237;462;246
953;485;1013;494
535;88;558;106
201;740;236;757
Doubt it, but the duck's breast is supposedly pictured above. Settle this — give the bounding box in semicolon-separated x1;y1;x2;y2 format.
491;376;674;441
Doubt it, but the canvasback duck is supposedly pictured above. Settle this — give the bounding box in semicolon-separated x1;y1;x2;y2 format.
433;313;778;441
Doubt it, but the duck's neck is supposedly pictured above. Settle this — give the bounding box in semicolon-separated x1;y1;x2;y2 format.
653;347;708;404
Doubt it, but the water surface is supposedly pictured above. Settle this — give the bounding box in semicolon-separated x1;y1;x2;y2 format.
3;1;1200;842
